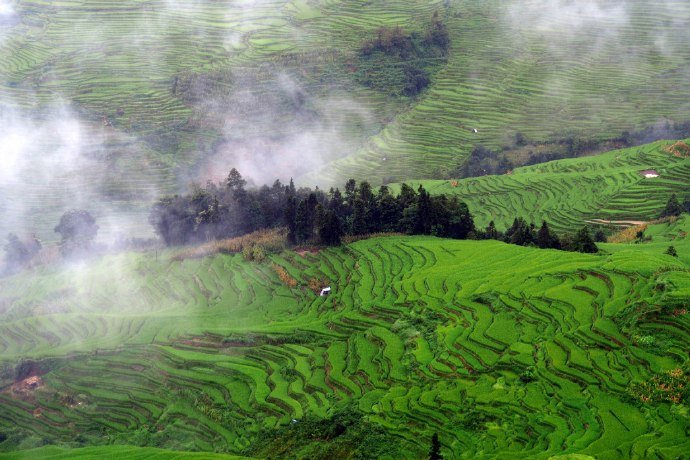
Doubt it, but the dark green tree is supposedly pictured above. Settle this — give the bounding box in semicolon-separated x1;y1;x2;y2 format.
429;432;443;460
505;218;534;246
571;226;598;253
358;181;375;206
344;179;357;207
665;245;678;257
414;185;433;234
4;233;29;266
318;209;343;246
485;221;499;240
285;195;298;244
226;168;247;193
398;183;417;209
328;188;345;216
442;196;475;239
351;198;369;235
54;209;99;256
660;193;683;218
536;221;560;249
593;228;607;243
377;189;401;232
3;233;40;273
295;200;311;243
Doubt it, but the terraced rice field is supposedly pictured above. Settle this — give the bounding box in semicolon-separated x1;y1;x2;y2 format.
1;233;688;458
3;0;690;241
391;139;690;234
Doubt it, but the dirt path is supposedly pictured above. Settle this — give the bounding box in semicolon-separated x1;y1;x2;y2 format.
585;219;648;226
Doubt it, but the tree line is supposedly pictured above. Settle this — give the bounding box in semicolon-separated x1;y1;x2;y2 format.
149;168;475;247
148;168;601;254
5;174;686;276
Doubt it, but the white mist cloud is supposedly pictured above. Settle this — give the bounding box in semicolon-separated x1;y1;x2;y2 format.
0;0;14;17
505;0;629;33
195;72;375;186
0;107;161;246
503;0;631;58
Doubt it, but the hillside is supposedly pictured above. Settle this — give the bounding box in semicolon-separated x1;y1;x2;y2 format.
3;0;690;242
391;139;690;233
1;228;689;458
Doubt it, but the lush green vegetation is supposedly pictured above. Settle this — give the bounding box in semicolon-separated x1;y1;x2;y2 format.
390;139;690;234
3;1;690;458
3;1;690;241
0;445;246;459
1;225;688;457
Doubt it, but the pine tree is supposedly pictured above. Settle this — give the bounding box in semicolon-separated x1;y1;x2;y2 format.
285;195;298;244
571;226;598;253
429;432;443;460
351;198;369;235
485;221;499;240
226;168;246;193
536;221;560;249
414;185;432;234
318;210;343;246
506;218;534;246
593;229;607;243
660;193;683;218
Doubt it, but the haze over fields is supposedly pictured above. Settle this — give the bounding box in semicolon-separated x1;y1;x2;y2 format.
1;0;690;242
1;1;690;459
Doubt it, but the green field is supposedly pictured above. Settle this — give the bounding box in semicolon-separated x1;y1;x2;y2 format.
390;139;690;234
3;0;690;241
0;445;247;459
3;0;690;457
1;224;689;457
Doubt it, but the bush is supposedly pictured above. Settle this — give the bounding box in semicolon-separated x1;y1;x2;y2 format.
173;228;287;261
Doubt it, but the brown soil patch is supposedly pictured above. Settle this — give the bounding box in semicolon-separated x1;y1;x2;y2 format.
295;247;320;257
665;141;690;157
5;375;44;405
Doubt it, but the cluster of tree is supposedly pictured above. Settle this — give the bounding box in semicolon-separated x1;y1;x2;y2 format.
660;193;690;218
150;168;603;256
149;169;476;248
54;209;99;257
356;13;450;97
457;145;514;178
478;218;599;253
2;209;100;274
2;233;41;275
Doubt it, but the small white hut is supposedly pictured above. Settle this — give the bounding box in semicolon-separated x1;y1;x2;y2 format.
640;169;659;179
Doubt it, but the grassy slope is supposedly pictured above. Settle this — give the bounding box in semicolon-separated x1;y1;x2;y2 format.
602;215;690;267
0;232;688;458
389;139;690;233
312;0;690;184
3;1;690;241
0;445;248;460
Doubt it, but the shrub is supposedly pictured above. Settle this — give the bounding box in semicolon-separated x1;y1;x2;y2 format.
665;245;678;257
272;263;298;288
172;228;287;261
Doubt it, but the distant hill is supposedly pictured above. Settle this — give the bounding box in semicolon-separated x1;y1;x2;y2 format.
390;139;690;233
2;1;690;242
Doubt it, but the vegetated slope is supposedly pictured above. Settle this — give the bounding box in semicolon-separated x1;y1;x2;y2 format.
314;0;690;183
390;139;690;233
3;1;690;242
1;235;688;458
0;445;247;459
602;214;690;267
